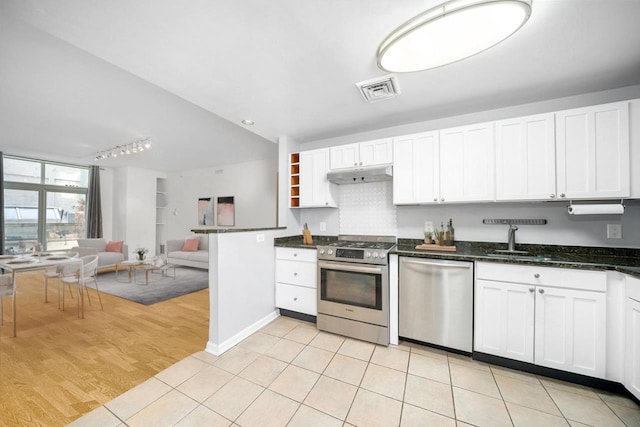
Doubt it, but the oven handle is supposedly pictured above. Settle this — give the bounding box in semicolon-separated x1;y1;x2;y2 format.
318;260;384;275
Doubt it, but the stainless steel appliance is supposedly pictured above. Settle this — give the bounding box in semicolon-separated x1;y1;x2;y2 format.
399;257;473;353
317;235;396;345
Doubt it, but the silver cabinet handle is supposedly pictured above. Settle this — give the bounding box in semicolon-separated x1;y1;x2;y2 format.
354;162;357;166
529;288;535;293
293;297;298;301
534;273;540;278
538;288;545;294
293;253;297;257
433;198;438;202
359;162;363;166
550;194;556;199
440;198;445;202
293;272;298;276
560;193;566;198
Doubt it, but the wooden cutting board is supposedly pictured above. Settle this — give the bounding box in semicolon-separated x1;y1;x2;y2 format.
415;244;457;252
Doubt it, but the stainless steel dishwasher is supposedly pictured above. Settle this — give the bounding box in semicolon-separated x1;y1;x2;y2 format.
399;257;473;353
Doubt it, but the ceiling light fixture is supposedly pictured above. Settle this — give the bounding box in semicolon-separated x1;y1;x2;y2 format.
377;0;532;73
95;138;152;161
241;119;255;126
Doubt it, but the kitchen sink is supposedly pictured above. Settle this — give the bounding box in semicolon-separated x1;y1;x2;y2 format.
486;253;554;262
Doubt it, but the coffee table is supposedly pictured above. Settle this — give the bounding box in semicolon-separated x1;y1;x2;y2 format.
133;262;176;285
115;260;145;283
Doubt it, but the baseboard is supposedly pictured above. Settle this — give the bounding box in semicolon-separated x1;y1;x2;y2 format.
205;310;279;356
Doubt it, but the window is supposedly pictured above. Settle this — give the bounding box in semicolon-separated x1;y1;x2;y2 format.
3;156;89;252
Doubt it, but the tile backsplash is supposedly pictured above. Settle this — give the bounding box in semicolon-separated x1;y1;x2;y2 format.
339;181;397;236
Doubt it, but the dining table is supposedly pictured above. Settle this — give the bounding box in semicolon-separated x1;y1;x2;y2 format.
0;252;80;337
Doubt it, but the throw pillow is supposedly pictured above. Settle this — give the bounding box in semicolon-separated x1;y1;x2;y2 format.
182;238;200;252
105;240;124;253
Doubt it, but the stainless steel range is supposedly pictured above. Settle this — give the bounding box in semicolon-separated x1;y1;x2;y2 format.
317;235;396;345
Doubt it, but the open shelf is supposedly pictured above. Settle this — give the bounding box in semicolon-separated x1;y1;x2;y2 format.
290;152;300;208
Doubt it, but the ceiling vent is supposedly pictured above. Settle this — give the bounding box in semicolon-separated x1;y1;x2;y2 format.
355;74;401;103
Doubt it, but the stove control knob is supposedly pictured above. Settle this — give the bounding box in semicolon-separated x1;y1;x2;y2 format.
372;252;378;258
327;249;333;255
319;249;325;255
365;251;371;258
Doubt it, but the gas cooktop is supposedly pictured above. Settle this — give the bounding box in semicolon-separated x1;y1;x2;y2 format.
317;235;396;265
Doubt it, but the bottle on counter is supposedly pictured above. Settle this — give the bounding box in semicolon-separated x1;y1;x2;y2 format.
448;218;455;246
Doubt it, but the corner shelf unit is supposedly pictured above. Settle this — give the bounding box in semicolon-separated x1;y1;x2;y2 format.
290;152;300;208
156;177;168;254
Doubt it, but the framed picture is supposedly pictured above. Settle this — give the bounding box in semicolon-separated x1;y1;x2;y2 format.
217;196;235;226
197;197;214;225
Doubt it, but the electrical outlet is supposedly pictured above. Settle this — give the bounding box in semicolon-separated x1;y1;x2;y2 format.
607;224;622;239
256;233;265;242
424;221;434;233
320;222;327;232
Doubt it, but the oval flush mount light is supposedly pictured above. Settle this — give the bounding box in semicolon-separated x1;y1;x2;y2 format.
377;0;532;73
241;119;255;125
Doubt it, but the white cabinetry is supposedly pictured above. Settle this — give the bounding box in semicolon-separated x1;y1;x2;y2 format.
475;262;607;378
625;276;640;400
556;101;630;199
299;148;337;208
393;131;439;204
275;248;318;315
439;122;495;202
495;113;557;201
330;138;393;170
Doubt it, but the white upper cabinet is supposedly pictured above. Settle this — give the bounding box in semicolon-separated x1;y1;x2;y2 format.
556;101;630;199
393;131;439;204
439;122;495;202
330;138;393;170
299;148;337;208
495;113;557;201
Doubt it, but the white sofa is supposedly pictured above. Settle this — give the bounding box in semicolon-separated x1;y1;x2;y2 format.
165;235;209;269
73;238;129;269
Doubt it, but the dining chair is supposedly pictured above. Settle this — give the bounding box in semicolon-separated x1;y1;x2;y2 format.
0;275;15;328
43;251;80;306
60;255;101;318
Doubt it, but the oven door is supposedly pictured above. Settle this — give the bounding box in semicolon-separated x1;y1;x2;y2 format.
317;260;388;327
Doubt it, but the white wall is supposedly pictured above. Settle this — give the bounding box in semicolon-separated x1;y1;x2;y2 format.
111;166;166;256
166;157;278;239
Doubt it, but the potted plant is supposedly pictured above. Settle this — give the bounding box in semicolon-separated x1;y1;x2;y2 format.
135;248;148;261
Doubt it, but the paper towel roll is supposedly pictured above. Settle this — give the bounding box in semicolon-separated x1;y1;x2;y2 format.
567;204;625;215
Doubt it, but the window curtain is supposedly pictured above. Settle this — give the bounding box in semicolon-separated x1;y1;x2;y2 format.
86;165;103;238
0;151;4;254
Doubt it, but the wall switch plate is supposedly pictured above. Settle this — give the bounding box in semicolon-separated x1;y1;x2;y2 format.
319;222;327;232
256;234;265;242
607;224;622;239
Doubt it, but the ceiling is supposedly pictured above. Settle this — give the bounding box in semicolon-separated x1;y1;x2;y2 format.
1;0;640;171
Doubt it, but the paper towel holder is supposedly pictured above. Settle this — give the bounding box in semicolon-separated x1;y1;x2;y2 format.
567;199;626;215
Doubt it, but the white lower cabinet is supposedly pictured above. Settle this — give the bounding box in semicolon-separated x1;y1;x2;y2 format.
475;262;607;378
625;277;640;400
275;247;317;316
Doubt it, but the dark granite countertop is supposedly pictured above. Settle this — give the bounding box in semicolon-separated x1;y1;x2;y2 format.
192;226;286;234
274;235;640;279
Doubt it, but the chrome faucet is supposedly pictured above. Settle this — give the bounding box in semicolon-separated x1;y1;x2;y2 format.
507;224;518;252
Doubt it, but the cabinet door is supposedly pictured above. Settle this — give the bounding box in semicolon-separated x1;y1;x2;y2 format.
495;113;557;201
535;286;606;378
626;297;640;400
299;149;336;207
359;138;393;166
474;279;534;363
393;132;439;204
329;143;360;170
440;123;495;202
556;101;630;199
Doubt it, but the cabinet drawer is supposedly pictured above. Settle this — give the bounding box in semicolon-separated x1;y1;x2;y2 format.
276;247;317;262
276;260;317;288
276;283;317;315
476;262;606;292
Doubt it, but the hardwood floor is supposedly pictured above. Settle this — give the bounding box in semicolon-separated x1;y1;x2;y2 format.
0;270;209;427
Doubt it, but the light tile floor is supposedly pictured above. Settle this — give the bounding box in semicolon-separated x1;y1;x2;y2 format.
70;316;640;427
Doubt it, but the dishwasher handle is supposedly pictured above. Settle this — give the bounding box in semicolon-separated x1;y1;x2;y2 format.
401;258;472;269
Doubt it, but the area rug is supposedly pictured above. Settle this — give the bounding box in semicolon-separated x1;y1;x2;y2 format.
86;267;209;305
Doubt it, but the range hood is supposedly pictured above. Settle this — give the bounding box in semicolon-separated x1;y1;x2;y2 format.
326;165;393;185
